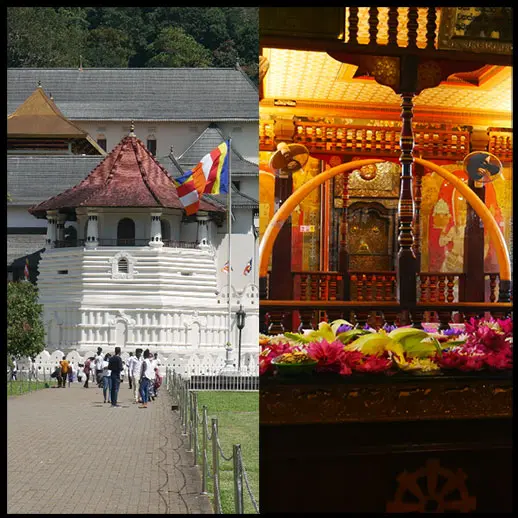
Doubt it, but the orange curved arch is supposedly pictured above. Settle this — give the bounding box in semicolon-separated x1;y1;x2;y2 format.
260;157;511;285
259;159;382;277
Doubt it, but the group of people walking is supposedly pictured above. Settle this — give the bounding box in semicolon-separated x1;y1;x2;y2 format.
126;348;163;409
51;346;163;409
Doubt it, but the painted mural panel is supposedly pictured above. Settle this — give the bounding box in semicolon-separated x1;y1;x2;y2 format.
420;164;512;274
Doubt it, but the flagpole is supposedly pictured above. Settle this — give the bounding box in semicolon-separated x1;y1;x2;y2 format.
227;137;232;363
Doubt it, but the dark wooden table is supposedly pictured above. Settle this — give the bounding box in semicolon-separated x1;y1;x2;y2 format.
260;371;512;513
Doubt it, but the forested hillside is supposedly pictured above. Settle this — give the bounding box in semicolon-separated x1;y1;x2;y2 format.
7;7;258;84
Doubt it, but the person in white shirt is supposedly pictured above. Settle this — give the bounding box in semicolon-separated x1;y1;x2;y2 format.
129;349;143;404
125;352;134;390
139;349;155;409
102;353;112;404
94;347;104;387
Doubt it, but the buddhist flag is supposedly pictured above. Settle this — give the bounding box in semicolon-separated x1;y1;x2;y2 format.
243;258;252;276
174;140;230;215
24;259;30;281
221;260;233;273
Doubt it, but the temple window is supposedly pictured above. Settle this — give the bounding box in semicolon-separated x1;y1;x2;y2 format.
160;219;171;241
117;218;135;246
118;258;129;273
147;136;157;156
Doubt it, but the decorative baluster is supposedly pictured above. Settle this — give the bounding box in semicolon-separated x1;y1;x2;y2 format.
489;274;498;303
425;7;437;49
428;275;437;303
266;311;285;336
348;7;359;45
438;310;451;331
368;7;379;45
413;308;424;328
398;310;413;327
438;275;446;303
309;274;318;300
388;7;399;47
326;308;343;323
420;274;429;303
356;274;364;301
384;309;398;328
298;309;314;332
319;275;328;301
407;7;419;49
300;273;308;301
329;274;337;301
365;274;373;301
446;275;455;303
375;274;384;301
355;309;370;328
384;275;393;301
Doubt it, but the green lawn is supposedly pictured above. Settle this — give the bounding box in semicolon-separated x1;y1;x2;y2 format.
7;380;51;397
195;391;259;514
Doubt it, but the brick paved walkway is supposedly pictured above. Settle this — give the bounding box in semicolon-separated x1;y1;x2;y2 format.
7;380;213;514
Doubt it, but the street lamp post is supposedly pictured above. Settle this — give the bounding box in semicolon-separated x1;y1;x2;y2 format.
236;305;246;371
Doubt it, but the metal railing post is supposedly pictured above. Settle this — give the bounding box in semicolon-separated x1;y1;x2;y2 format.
182;382;188;436
193;392;198;466
187;391;194;452
233;444;244;514
201;406;208;494
212;418;221;514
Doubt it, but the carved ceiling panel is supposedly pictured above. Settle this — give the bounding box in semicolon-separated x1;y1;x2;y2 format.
262;47;511;114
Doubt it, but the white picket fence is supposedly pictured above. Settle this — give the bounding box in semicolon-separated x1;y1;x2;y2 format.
13;348;259;380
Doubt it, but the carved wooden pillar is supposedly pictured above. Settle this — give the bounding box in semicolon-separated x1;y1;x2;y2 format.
463;177;486;302
463;127;488;302
396;92;417;307
338;162;351;300
269;168;293;300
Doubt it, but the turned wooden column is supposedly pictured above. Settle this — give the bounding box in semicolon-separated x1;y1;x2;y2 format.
338;159;352;300
462;127;488;302
463;178;485;302
396;92;417;307
269;169;293;300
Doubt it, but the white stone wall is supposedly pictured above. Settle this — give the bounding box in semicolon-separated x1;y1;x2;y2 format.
37;246;259;353
74;121;259;165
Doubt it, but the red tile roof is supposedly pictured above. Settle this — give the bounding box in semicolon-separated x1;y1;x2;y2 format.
29;134;225;217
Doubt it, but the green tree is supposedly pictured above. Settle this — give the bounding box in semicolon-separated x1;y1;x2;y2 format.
213;39;239;67
7;282;46;359
84;27;136;67
146;27;213;67
7;7;88;67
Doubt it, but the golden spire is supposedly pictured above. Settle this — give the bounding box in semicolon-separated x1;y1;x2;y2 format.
129;120;136;137
37;80;42;88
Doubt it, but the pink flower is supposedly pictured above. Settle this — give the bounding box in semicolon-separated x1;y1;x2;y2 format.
339;362;353;376
352;354;393;373
307;339;345;373
497;317;513;335
259;356;273;375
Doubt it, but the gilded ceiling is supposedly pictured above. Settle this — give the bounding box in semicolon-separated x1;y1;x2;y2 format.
261;47;512;118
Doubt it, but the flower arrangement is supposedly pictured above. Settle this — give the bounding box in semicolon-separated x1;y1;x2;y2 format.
260;316;512;377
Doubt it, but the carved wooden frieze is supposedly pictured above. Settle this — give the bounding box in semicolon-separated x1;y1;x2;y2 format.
260;375;512;425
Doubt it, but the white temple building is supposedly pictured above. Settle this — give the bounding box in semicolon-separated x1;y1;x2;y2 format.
8;69;259;375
